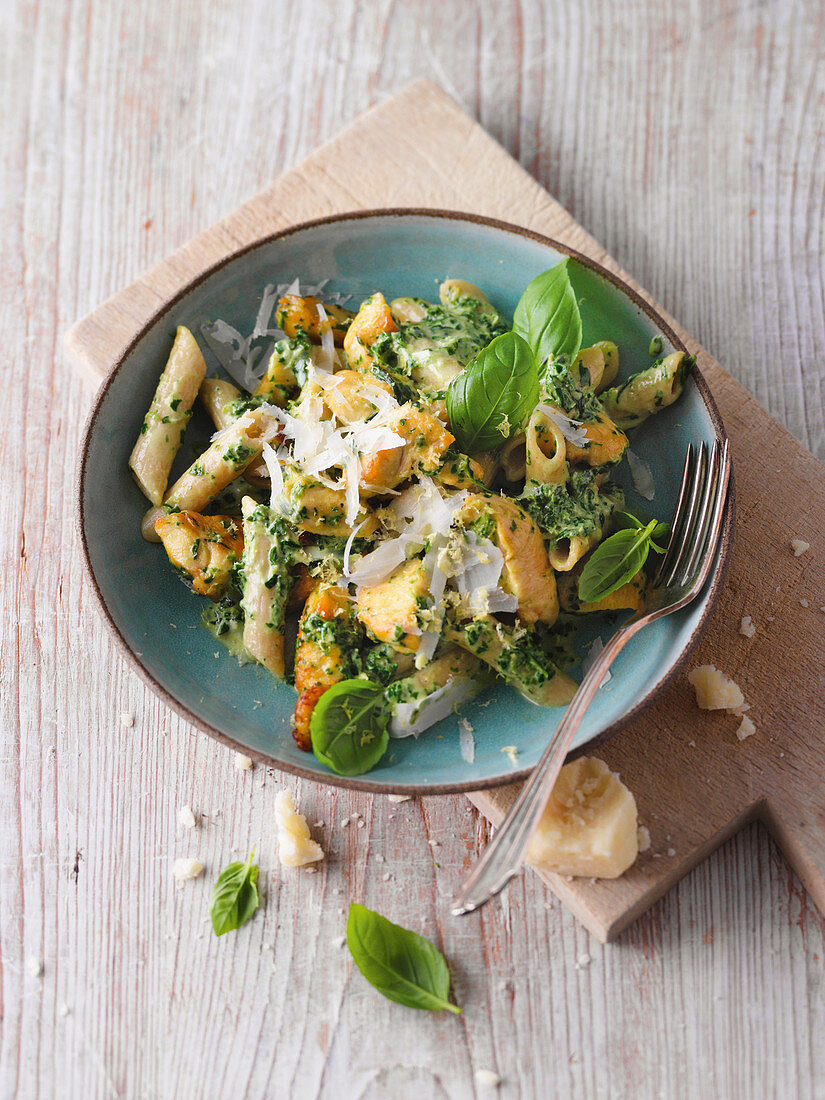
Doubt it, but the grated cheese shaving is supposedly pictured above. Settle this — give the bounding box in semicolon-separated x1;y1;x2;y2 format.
626;448;655;500
537;403;590;446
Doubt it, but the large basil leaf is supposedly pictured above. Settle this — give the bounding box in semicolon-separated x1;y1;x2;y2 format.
346;904;461;1013
310;679;390;776
209;850;260;936
513;257;582;367
446;330;538;452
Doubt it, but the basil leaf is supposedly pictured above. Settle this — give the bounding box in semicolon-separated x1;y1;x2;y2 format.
513;257;583;367
446;331;538;452
577;520;657;603
209;849;260;936
346;904;461;1014
310;679;390;776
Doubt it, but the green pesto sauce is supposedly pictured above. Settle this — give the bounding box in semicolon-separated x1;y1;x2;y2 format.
522;469;624;544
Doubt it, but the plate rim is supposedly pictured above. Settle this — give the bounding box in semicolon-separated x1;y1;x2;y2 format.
76;207;735;794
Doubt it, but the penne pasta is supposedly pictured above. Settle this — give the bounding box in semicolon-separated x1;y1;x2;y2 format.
129;326;206;505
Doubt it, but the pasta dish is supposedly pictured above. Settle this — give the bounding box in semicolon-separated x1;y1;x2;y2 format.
129;260;689;776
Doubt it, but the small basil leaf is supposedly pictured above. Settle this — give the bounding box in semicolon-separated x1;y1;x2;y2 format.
209;849;260;936
346;903;461;1014
310;680;390;776
651;521;671;544
513;257;583;366
446;331;538;452
577;521;657;603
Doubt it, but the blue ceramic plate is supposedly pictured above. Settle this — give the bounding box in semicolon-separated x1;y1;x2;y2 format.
78;210;732;793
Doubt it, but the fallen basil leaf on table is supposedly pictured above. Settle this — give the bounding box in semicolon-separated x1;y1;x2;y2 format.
209;849;260;936
310;679;390;776
577;518;666;604
446;330;538;452
346;903;461;1014
512;256;583;367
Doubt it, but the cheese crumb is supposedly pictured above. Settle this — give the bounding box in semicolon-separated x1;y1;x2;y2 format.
576;952;592;968
173;858;204;881
275;789;324;867
27;956;44;977
791;539;810;557
688;665;745;711
800;599;810;608
474;1070;502;1089
178;805;197;829
120;713;134;728
387;794;412;803
330;935;346;949
234;753;254;771
739;616;756;638
59;1004;70;1017
637;825;651;852
501;745;519;767
736;715;756;741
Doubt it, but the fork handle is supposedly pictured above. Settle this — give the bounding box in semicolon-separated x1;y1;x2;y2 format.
451;622;637;916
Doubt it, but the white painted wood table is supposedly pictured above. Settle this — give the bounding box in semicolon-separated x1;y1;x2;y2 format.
4;2;824;1097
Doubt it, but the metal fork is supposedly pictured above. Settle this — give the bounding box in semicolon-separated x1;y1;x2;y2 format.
452;439;732;917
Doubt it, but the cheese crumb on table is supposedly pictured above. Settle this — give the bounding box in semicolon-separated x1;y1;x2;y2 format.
790;538;810;557
688;665;745;711
173;858;204;881
234;752;254;771
178;805;197;829
120;713;134;728
526;756;638;878
739;615;756;638
387;794;412;803
59;1004;70;1017
736;715;757;740
275;789;324;867
474;1070;502;1089
800;598;810;608
637;825;652;852
27;956;44;977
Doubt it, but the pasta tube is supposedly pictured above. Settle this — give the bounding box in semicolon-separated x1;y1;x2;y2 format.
240;497;294;679
600;352;690;430
199;377;242;432
129;326;206;505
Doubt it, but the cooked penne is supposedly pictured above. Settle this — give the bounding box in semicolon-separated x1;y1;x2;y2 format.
129;326;206;505
163;406;272;514
601;352;689;429
525;407;568;486
240;496;291;678
200;377;242;432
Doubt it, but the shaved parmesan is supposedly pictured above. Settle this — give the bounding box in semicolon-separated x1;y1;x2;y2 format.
316;303;335;372
581;637;611;688
459;717;475;764
390;677;479;738
688;665;745;711
626;448;655;500
537;403;590;447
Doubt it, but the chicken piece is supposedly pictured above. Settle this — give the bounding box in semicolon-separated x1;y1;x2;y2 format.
359;405;454;493
564;411;628;468
434;451;485;491
293;583;355;751
459;494;559;626
287;564;316;611
343;292;397;371
556;567;646;614
322;370;394;424
155;511;243;599
355;558;430;654
280;464;378;538
275;295;354;346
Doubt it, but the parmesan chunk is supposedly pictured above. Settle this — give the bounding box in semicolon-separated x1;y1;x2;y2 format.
275;789;324;867
178;805;197;829
790;539;810;557
387;794;412;803
474;1070;502;1089
736;715;756;740
173;858;204;881
526;757;638;878
688;664;745;711
234;753;254;771
636;825;652;852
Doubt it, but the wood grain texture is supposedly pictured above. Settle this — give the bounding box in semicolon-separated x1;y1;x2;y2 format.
5;1;825;1097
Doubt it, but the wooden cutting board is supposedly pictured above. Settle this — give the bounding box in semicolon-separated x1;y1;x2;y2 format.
65;79;825;942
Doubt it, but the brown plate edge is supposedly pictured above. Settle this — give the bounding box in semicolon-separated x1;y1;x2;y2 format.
74;207;735;795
